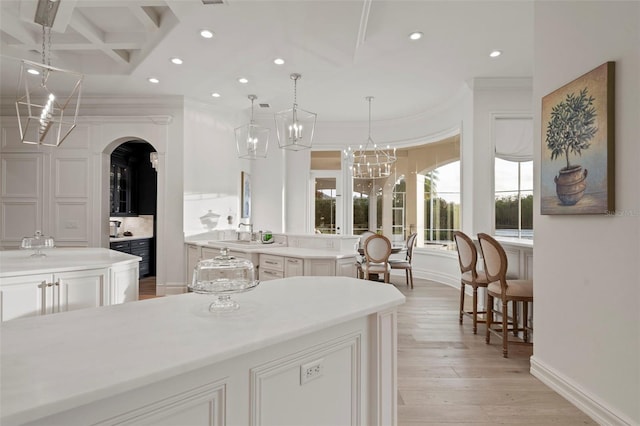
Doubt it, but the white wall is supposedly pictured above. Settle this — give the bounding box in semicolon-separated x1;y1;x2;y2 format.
531;2;640;425
182;100;247;239
470;80;533;236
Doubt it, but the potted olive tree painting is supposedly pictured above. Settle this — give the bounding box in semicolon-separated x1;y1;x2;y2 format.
541;62;615;215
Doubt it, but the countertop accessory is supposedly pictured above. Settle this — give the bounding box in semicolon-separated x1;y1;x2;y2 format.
260;230;274;244
109;220;121;237
189;247;259;312
199;210;220;230
274;73;316;151
235;95;269;160
20;230;55;257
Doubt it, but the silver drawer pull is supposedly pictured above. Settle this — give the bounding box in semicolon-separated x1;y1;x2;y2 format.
287;259;299;263
265;260;278;265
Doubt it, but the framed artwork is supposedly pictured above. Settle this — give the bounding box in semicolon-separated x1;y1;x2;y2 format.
541;61;615;215
241;171;251;218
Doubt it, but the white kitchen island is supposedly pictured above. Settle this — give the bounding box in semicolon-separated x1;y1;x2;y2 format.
0;248;141;322
1;276;405;426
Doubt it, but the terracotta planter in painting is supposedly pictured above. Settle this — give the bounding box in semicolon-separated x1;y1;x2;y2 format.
554;165;587;205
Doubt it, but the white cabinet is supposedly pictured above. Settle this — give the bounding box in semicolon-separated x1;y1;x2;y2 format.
0;269;108;322
110;262;139;304
305;258;336;276
186;244;201;285
260;254;284;281
284;257;304;277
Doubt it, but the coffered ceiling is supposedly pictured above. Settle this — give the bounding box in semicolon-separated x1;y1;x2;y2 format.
0;0;533;121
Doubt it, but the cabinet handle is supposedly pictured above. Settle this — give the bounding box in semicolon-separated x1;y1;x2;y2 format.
38;280;48;289
54;279;60;286
287;259;299;263
47;282;54;287
265;260;278;265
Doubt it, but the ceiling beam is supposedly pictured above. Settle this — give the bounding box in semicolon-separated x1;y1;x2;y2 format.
68;11;130;64
354;0;372;60
128;5;160;31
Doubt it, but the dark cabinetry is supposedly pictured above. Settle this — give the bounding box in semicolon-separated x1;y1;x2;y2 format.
110;142;157;217
110;238;154;278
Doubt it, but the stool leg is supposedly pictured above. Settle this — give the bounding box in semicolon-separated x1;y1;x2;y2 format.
409;268;414;289
472;287;478;334
459;283;465;324
513;302;519;337
523;301;529;343
486;294;493;344
502;300;509;358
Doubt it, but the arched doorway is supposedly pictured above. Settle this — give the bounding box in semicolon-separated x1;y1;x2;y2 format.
105;139;158;297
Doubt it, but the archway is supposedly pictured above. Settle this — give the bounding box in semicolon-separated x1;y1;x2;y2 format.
103;137;161;297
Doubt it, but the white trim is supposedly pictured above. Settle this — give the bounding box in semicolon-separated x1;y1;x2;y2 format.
530;357;635;426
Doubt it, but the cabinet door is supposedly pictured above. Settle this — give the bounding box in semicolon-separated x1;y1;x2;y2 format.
54;269;107;313
0;274;51;322
284;257;304;277
186;245;202;286
110;262;139;304
305;259;336;276
336;257;357;277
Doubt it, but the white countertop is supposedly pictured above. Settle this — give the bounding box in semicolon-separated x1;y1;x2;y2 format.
190;240;357;259
110;235;153;242
0;248;141;278
0;276;405;425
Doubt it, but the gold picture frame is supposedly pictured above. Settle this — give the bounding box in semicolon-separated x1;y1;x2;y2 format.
541;62;615;215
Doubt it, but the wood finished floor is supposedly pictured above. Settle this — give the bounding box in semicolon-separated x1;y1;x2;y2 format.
137;275;595;425
393;276;595;425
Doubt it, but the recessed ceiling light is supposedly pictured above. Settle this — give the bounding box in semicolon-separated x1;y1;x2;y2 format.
27;68;40;75
170;57;183;65
200;29;214;39
490;50;502;58
409;32;423;41
238;77;249;84
273;58;285;65
148;77;160;84
211;92;221;98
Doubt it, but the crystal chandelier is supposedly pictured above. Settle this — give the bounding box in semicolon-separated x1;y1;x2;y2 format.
344;96;396;179
274;73;316;151
15;0;83;147
235;95;269;159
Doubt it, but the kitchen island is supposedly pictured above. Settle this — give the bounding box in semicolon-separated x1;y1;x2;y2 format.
1;276;405;426
0;248;140;321
186;234;359;287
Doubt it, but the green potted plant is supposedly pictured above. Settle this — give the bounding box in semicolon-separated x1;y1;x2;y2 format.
545;87;598;205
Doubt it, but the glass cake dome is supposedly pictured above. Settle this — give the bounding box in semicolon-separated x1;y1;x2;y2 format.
189;247;259;312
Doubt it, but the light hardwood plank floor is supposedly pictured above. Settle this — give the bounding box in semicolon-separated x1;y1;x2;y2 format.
391;276;596;425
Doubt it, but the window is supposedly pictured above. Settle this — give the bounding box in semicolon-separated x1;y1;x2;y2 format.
392;178;406;245
352;181;371;235
494;159;533;238
424;161;461;243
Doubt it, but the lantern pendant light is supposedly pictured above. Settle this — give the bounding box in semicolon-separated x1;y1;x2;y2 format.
15;0;83;147
235;95;269;160
274;73;316;151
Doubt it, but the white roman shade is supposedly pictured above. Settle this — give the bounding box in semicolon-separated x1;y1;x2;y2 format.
494;117;533;162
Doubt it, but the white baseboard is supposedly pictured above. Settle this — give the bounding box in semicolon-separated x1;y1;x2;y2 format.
530;356;636;426
413;268;459;289
156;282;187;296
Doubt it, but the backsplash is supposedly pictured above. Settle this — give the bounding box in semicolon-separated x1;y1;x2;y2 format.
110;215;154;238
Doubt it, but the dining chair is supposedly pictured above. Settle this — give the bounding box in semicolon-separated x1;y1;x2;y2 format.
477;233;533;358
356;231;376;279
361;234;392;283
453;231;491;334
389;232;417;289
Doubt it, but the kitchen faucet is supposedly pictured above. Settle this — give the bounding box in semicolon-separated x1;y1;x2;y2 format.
237;223;253;240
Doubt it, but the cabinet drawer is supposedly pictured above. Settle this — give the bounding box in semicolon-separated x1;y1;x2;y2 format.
110;241;130;253
130;239;150;249
260;268;284;281
139;261;150;276
260;254;284;272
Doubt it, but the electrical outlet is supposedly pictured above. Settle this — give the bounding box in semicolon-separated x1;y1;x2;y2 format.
300;358;324;385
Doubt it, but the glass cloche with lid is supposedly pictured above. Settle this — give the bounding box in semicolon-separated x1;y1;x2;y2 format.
20;230;55;257
189;247;259;312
